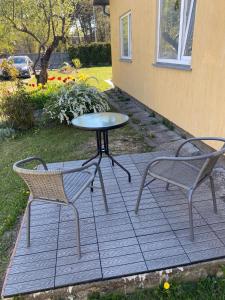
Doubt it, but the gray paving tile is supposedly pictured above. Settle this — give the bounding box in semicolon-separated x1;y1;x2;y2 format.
98;230;135;243
138;231;176;244
56;260;101;276
96;217;131;229
101;253;144;268
57;252;99;266
132;218;169;229
57;244;98;257
178;231;219;245
135;224;172;236
96;223;133;235
188;247;225;262
100;245;141;259
3;278;54;297
12;251;56;265
99;237;138;251
146;254;190;271
140;238;180;252
6;268;55;285
143;246;185;261
8;258;56;274
15;243;57;256
175;225;212;238
55;269;102;286
182;239;223;253
102;262;147;278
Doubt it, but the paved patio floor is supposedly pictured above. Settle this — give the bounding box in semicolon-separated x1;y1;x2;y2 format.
3;152;225;298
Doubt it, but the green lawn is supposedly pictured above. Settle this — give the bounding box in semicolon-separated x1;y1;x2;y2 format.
27;66;112;91
88;276;225;300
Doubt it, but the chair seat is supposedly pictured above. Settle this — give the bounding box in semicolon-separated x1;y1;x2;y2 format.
149;160;201;189
63;171;93;200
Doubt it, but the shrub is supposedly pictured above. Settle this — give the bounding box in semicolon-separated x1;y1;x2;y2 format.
0;85;35;129
44;82;110;124
72;58;82;71
68;43;111;66
29;84;61;109
0;59;19;79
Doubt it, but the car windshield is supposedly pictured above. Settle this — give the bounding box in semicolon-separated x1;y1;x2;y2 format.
11;57;26;64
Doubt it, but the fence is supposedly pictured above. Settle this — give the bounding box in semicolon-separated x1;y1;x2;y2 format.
16;52;71;69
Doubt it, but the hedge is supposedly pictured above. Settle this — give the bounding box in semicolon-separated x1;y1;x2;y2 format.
68;43;111;66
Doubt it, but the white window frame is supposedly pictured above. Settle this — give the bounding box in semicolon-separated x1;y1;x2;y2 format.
120;11;132;60
157;0;196;65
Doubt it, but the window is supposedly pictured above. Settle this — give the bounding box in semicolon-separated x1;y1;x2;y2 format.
120;12;132;59
157;0;196;65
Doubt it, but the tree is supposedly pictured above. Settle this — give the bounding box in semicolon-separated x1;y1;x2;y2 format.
73;0;95;44
0;0;77;84
71;0;110;44
0;23;15;55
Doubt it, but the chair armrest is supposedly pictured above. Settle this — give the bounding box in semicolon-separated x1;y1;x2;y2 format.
62;162;99;175
175;137;225;157
13;157;48;171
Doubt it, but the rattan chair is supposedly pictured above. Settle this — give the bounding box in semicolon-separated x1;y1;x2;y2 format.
135;137;225;241
13;157;108;258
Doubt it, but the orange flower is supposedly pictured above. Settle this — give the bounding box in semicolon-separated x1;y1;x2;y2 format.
57;77;62;81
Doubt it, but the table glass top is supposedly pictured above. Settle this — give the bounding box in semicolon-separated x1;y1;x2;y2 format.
72;112;129;130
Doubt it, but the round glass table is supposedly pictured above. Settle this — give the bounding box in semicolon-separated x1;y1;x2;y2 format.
72;112;131;182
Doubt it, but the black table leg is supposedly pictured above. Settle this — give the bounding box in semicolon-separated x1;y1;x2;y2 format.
82;131;101;166
83;130;131;185
103;131;131;182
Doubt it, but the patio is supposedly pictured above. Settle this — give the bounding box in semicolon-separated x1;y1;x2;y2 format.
2;151;225;298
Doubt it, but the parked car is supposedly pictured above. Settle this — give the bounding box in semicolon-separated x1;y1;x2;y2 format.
8;56;34;78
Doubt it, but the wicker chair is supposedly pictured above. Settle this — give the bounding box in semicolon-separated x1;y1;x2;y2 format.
13;157;108;258
135;137;225;241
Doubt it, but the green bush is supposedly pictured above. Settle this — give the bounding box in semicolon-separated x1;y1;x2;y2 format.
0;86;35;130
68;43;111;66
0;59;19;79
29;84;61;109
44;82;110;124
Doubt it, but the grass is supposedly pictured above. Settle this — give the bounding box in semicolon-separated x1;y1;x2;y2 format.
88;276;225;300
0;66;112;100
26;66;112;92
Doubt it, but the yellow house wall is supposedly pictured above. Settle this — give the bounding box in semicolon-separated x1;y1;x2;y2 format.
110;0;225;149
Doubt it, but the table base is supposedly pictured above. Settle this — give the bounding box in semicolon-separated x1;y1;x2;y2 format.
82;131;131;183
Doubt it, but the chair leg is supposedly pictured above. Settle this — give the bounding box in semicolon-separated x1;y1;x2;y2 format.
188;190;194;242
209;176;217;214
70;204;81;258
27;200;33;247
135;170;149;214
97;166;108;212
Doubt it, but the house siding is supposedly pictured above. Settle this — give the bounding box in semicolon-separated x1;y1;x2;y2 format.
110;0;225;149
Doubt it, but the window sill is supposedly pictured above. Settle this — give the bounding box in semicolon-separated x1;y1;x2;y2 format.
153;62;192;71
120;58;132;63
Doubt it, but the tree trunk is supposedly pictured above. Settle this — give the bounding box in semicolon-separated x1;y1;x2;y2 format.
38;55;49;84
35;37;62;85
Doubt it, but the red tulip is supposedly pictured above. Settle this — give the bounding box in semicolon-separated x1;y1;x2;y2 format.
57;77;62;81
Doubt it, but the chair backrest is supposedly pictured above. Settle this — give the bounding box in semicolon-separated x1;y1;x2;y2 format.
194;143;225;186
13;163;69;204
